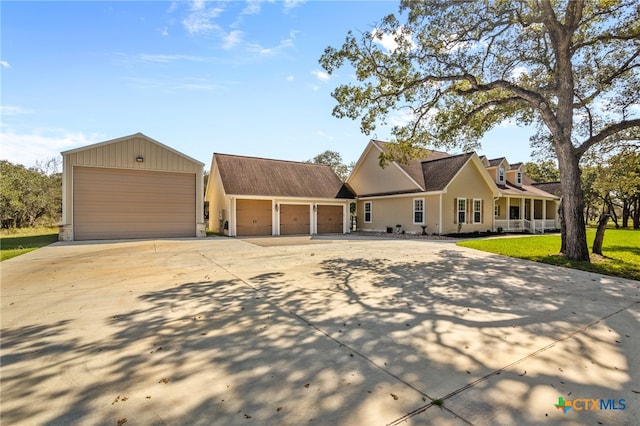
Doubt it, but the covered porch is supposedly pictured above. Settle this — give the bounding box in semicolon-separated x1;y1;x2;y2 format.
494;197;559;233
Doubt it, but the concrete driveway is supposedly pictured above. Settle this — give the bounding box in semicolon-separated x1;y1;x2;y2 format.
1;236;638;425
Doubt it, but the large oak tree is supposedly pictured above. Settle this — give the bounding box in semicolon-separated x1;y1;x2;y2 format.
320;0;640;261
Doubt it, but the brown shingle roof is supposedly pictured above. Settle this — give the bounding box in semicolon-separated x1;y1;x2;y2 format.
487;157;505;167
371;140;450;188
421;153;474;191
532;181;562;197
215;153;353;199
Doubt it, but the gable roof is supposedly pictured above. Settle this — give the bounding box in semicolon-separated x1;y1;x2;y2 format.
532;181;562;197
371;140;451;189
214;153;354;199
61;132;204;166
421;152;475;191
487;157;506;167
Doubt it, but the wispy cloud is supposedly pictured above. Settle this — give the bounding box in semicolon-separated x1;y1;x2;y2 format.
1;105;31;116
311;69;330;81
247;36;294;56
137;53;209;63
286;75;294;82
223;30;243;50
242;0;262;15
284;0;306;12
0;61;10;69
0;128;101;167
182;0;225;34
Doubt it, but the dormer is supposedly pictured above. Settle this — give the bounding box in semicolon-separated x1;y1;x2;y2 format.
507;162;524;187
485;157;509;186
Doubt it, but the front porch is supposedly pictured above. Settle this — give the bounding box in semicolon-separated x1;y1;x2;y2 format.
494;197;559;233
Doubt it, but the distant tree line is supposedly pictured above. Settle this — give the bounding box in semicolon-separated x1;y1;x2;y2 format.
0;158;62;228
526;148;640;229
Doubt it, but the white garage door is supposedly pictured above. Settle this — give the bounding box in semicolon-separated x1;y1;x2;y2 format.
73;166;196;240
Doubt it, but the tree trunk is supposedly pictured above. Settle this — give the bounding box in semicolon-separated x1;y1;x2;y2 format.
555;148;590;261
634;196;640;229
592;213;610;256
558;201;567;254
621;201;629;228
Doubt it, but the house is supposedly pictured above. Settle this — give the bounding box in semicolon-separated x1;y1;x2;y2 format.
60;133;205;241
205;153;354;236
346;140;560;235
481;156;560;233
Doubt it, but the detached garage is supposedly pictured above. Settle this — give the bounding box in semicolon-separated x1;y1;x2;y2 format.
205;153;354;237
60;133;205;241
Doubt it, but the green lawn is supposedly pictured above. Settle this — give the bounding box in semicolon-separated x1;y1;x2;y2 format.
457;228;640;281
0;227;59;261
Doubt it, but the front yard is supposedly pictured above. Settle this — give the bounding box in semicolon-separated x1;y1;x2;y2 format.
457;228;639;281
0;227;59;261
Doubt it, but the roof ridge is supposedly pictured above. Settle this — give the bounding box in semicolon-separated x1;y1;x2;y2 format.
214;152;332;168
421;151;472;164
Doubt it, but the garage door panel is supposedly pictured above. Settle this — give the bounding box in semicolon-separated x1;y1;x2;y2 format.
317;205;343;234
280;204;310;235
236;199;272;236
73;167;195;240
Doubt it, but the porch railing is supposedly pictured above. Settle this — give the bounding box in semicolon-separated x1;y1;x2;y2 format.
495;218;558;233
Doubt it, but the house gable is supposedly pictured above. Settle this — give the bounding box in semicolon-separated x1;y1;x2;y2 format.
347;141;425;197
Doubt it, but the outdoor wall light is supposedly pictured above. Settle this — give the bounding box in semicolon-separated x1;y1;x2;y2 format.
135;155;144;162
313;204;317;212
274;204;279;212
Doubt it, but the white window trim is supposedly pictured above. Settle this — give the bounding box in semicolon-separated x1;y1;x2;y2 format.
457;197;466;224
473;198;482;224
364;201;372;223
516;171;522;185
413;198;425;224
494;205;500;217
498;167;505;183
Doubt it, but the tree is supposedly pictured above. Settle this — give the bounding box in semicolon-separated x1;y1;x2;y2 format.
320;0;640;261
524;160;560;182
308;150;352;181
0;160;62;228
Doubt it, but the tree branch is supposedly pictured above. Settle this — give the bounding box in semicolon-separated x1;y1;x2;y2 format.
576;119;640;157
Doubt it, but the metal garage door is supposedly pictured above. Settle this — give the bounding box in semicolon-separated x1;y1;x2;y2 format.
73;167;196;240
236;199;272;236
317;205;343;234
280;204;310;235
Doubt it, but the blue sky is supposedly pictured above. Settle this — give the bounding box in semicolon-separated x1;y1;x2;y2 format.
1;0;537;171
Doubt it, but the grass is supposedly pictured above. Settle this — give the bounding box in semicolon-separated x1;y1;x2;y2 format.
0;226;59;261
457;228;640;281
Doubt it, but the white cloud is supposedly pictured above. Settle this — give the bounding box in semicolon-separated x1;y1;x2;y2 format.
182;1;225;34
511;66;528;79
372;26;415;53
284;0;306;11
286;75;294;81
137;53;208;63
0;129;101;167
0;105;31;116
389;109;415;127
160;26;169;36
311;69;330;81
242;0;262;15
223;30;243;50
0;61;10;68
247;37;294;56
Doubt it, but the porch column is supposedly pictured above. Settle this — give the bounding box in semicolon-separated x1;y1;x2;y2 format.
542;200;547;234
520;198;525;230
530;198;535;233
506;197;510;230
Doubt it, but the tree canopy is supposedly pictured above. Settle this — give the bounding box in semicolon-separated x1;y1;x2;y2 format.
308;150;352;181
320;0;640;261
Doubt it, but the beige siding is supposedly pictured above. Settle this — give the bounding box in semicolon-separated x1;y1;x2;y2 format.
348;145;421;196
206;161;229;233
442;161;494;234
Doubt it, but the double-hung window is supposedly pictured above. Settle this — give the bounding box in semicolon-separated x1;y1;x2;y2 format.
364;201;372;223
516;171;522;185
457;198;466;223
498;167;505;184
413;198;424;224
473;199;482;223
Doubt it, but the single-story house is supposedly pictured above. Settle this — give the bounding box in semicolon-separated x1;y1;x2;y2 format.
60;133;205;241
205;153;354;236
346;140;560;235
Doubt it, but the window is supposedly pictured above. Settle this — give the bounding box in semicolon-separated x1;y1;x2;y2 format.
494;205;500;217
516;171;522;185
473;199;482;223
457;198;466;223
413;198;424;224
498;167;505;183
364;201;372;223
